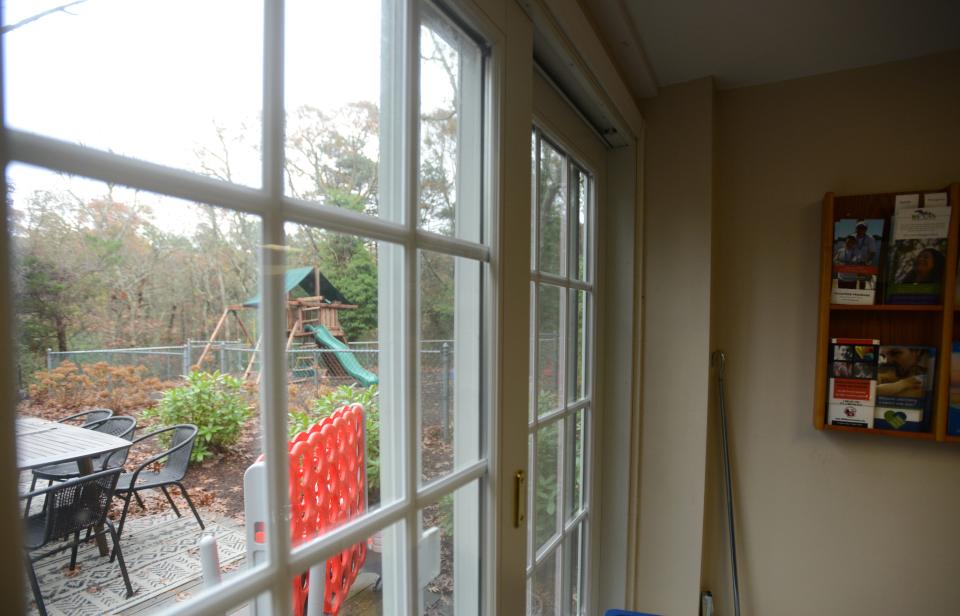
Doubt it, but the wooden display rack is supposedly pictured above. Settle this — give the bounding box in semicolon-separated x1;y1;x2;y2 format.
813;182;960;441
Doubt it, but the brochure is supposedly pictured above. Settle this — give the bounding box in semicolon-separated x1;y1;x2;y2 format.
831;219;884;305
874;345;936;432
886;206;951;304
827;338;879;428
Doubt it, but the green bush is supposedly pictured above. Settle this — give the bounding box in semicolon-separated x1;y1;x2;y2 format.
144;370;250;463
289;384;380;492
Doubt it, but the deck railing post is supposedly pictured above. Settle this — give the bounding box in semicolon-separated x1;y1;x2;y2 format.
199;534;222;589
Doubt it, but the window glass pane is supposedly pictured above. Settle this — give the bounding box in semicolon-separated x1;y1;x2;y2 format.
573;168;589;282
3;1;263;186
571;290;589;403
287;518;404;615
534;421;561;552
529;282;537;422
283;224;401;523
531;132;538;270
566;410;585;520
9;163;264;612
418;251;481;485
529;549;559;616
418;14;483;242
564;522;585;616
537;284;564;416
537;140;566;275
285;0;383;217
420;480;481;615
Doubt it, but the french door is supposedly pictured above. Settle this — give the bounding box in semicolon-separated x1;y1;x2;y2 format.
527;71;609;616
2;0;506;614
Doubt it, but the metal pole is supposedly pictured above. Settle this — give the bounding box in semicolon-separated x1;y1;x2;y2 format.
441;342;450;441
219;343;227;375
46;348;53;371
182;342;190;377
712;350;742;616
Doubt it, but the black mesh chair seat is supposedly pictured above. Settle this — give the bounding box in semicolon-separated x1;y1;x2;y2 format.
116;466;182;491
23;508;102;548
31;460;81;478
23;514;47;549
113;424;204;537
21;467;134;616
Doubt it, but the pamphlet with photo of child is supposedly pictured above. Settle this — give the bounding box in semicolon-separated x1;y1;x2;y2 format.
874;345;936;431
885;206;951;304
830;218;885;305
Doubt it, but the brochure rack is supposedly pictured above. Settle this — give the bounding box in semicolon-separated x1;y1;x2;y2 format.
813;183;960;440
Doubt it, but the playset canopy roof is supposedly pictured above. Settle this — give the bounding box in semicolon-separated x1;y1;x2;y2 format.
242;266;349;307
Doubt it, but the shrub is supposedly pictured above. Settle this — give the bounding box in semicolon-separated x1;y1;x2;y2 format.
28;361;167;413
144;370;251;463
289;384;380;492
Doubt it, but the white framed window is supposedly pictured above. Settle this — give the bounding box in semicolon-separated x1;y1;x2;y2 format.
2;0;495;614
527;126;595;616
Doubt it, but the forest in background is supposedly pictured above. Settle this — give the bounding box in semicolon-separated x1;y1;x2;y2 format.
10;27;569;382
12;89;460;378
12;33;468;380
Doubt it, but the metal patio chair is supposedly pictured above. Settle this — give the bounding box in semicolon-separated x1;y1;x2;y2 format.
57;408;113;427
113;424;205;537
22;467;134;616
24;416;137;516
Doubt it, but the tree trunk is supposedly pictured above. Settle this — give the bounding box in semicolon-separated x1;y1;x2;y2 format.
55;315;68;352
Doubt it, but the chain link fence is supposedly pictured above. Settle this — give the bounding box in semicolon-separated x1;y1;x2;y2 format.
46;340;456;432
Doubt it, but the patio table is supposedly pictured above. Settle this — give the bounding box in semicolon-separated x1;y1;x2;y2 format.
17;416;132;556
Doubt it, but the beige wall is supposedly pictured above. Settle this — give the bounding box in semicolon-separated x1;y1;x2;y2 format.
635;76;715;615
702;50;960;615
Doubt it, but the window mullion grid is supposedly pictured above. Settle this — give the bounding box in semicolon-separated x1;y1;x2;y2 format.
6;130;273;220
531;397;589;430
416;458;487;508
531;270;593;292
261;0;291;614
259;1;295;614
526;498;588;576
403;0;421;613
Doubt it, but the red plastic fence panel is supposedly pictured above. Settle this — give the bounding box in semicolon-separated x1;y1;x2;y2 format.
287;403;367;616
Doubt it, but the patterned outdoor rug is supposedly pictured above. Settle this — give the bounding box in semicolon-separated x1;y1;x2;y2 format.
25;511;246;616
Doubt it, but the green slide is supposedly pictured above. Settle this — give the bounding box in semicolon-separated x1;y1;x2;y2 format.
305;324;379;387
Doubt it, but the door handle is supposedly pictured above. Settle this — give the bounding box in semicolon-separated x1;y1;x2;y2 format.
514;469;526;528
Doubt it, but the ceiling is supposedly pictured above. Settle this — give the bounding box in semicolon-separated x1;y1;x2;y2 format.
582;0;960;98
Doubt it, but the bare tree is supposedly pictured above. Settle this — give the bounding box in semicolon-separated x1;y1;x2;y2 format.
2;1;90;34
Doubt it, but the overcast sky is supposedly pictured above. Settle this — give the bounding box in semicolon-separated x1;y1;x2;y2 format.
3;0;454;234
